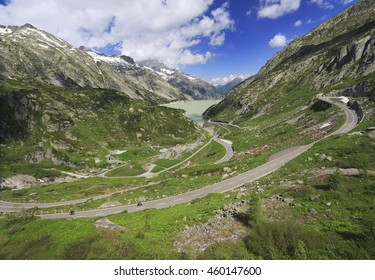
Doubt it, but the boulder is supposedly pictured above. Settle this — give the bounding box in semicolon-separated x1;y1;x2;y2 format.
283;198;294;204
310;194;321;201
94;218;125;232
339;168;360;176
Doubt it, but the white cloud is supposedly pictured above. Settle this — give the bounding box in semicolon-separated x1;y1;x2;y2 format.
0;0;234;68
294;20;303;27
268;33;287;47
246;10;252;16
210;74;249;86
258;0;301;19
310;0;334;9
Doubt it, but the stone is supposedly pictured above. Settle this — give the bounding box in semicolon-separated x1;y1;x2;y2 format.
310;194;321;201
325;156;333;162
94;218;125;232
98;201;122;209
339;168;360;176
283;198;294;204
326;202;332;206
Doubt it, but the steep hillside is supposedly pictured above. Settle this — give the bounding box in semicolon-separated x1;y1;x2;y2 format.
0;24;187;104
139;59;221;99
0;77;200;177
204;0;375;121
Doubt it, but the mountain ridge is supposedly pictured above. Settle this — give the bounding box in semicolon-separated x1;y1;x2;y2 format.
0;23;189;104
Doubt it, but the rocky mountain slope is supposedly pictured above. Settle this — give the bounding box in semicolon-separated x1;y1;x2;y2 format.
139;59;221;99
204;0;375;121
0;24;187;104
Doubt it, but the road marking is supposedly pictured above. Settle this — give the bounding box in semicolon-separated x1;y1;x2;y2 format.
174;198;184;202
260;167;268;172
95;213;102;216
251;171;259;176
213;186;221;190
239;177;247;181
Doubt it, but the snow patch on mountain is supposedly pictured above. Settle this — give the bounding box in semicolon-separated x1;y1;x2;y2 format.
87;51;129;65
0;26;12;34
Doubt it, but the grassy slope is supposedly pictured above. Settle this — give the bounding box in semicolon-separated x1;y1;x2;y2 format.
1;101;373;260
0;77;201;178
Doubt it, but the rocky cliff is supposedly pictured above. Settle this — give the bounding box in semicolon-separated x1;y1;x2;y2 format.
204;0;375;121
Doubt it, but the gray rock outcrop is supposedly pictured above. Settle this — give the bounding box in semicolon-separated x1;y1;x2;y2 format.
94;217;125;232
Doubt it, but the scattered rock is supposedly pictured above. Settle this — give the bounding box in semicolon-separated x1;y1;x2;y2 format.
174;201;249;254
326;202;332;206
94;218;125;232
98;201;122;209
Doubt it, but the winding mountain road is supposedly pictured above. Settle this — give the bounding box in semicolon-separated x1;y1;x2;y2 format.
0;97;359;219
213;136;234;164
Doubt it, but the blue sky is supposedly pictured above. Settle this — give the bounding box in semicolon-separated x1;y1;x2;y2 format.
0;0;359;85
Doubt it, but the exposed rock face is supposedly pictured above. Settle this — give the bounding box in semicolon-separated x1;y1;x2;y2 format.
204;0;375;121
0;174;37;189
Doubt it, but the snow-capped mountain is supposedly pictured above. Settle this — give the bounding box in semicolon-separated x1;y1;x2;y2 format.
0;24;188;104
138;59;222;100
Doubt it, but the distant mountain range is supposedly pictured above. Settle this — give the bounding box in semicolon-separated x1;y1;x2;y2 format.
0;24;236;103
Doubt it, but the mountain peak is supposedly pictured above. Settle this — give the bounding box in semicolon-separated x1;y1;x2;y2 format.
21;23;37;29
138;59;171;71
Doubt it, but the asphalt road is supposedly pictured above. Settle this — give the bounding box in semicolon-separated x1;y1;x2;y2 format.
213;136;234;164
0;97;359;219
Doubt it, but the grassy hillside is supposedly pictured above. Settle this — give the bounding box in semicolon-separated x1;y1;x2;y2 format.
0;77;201;178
